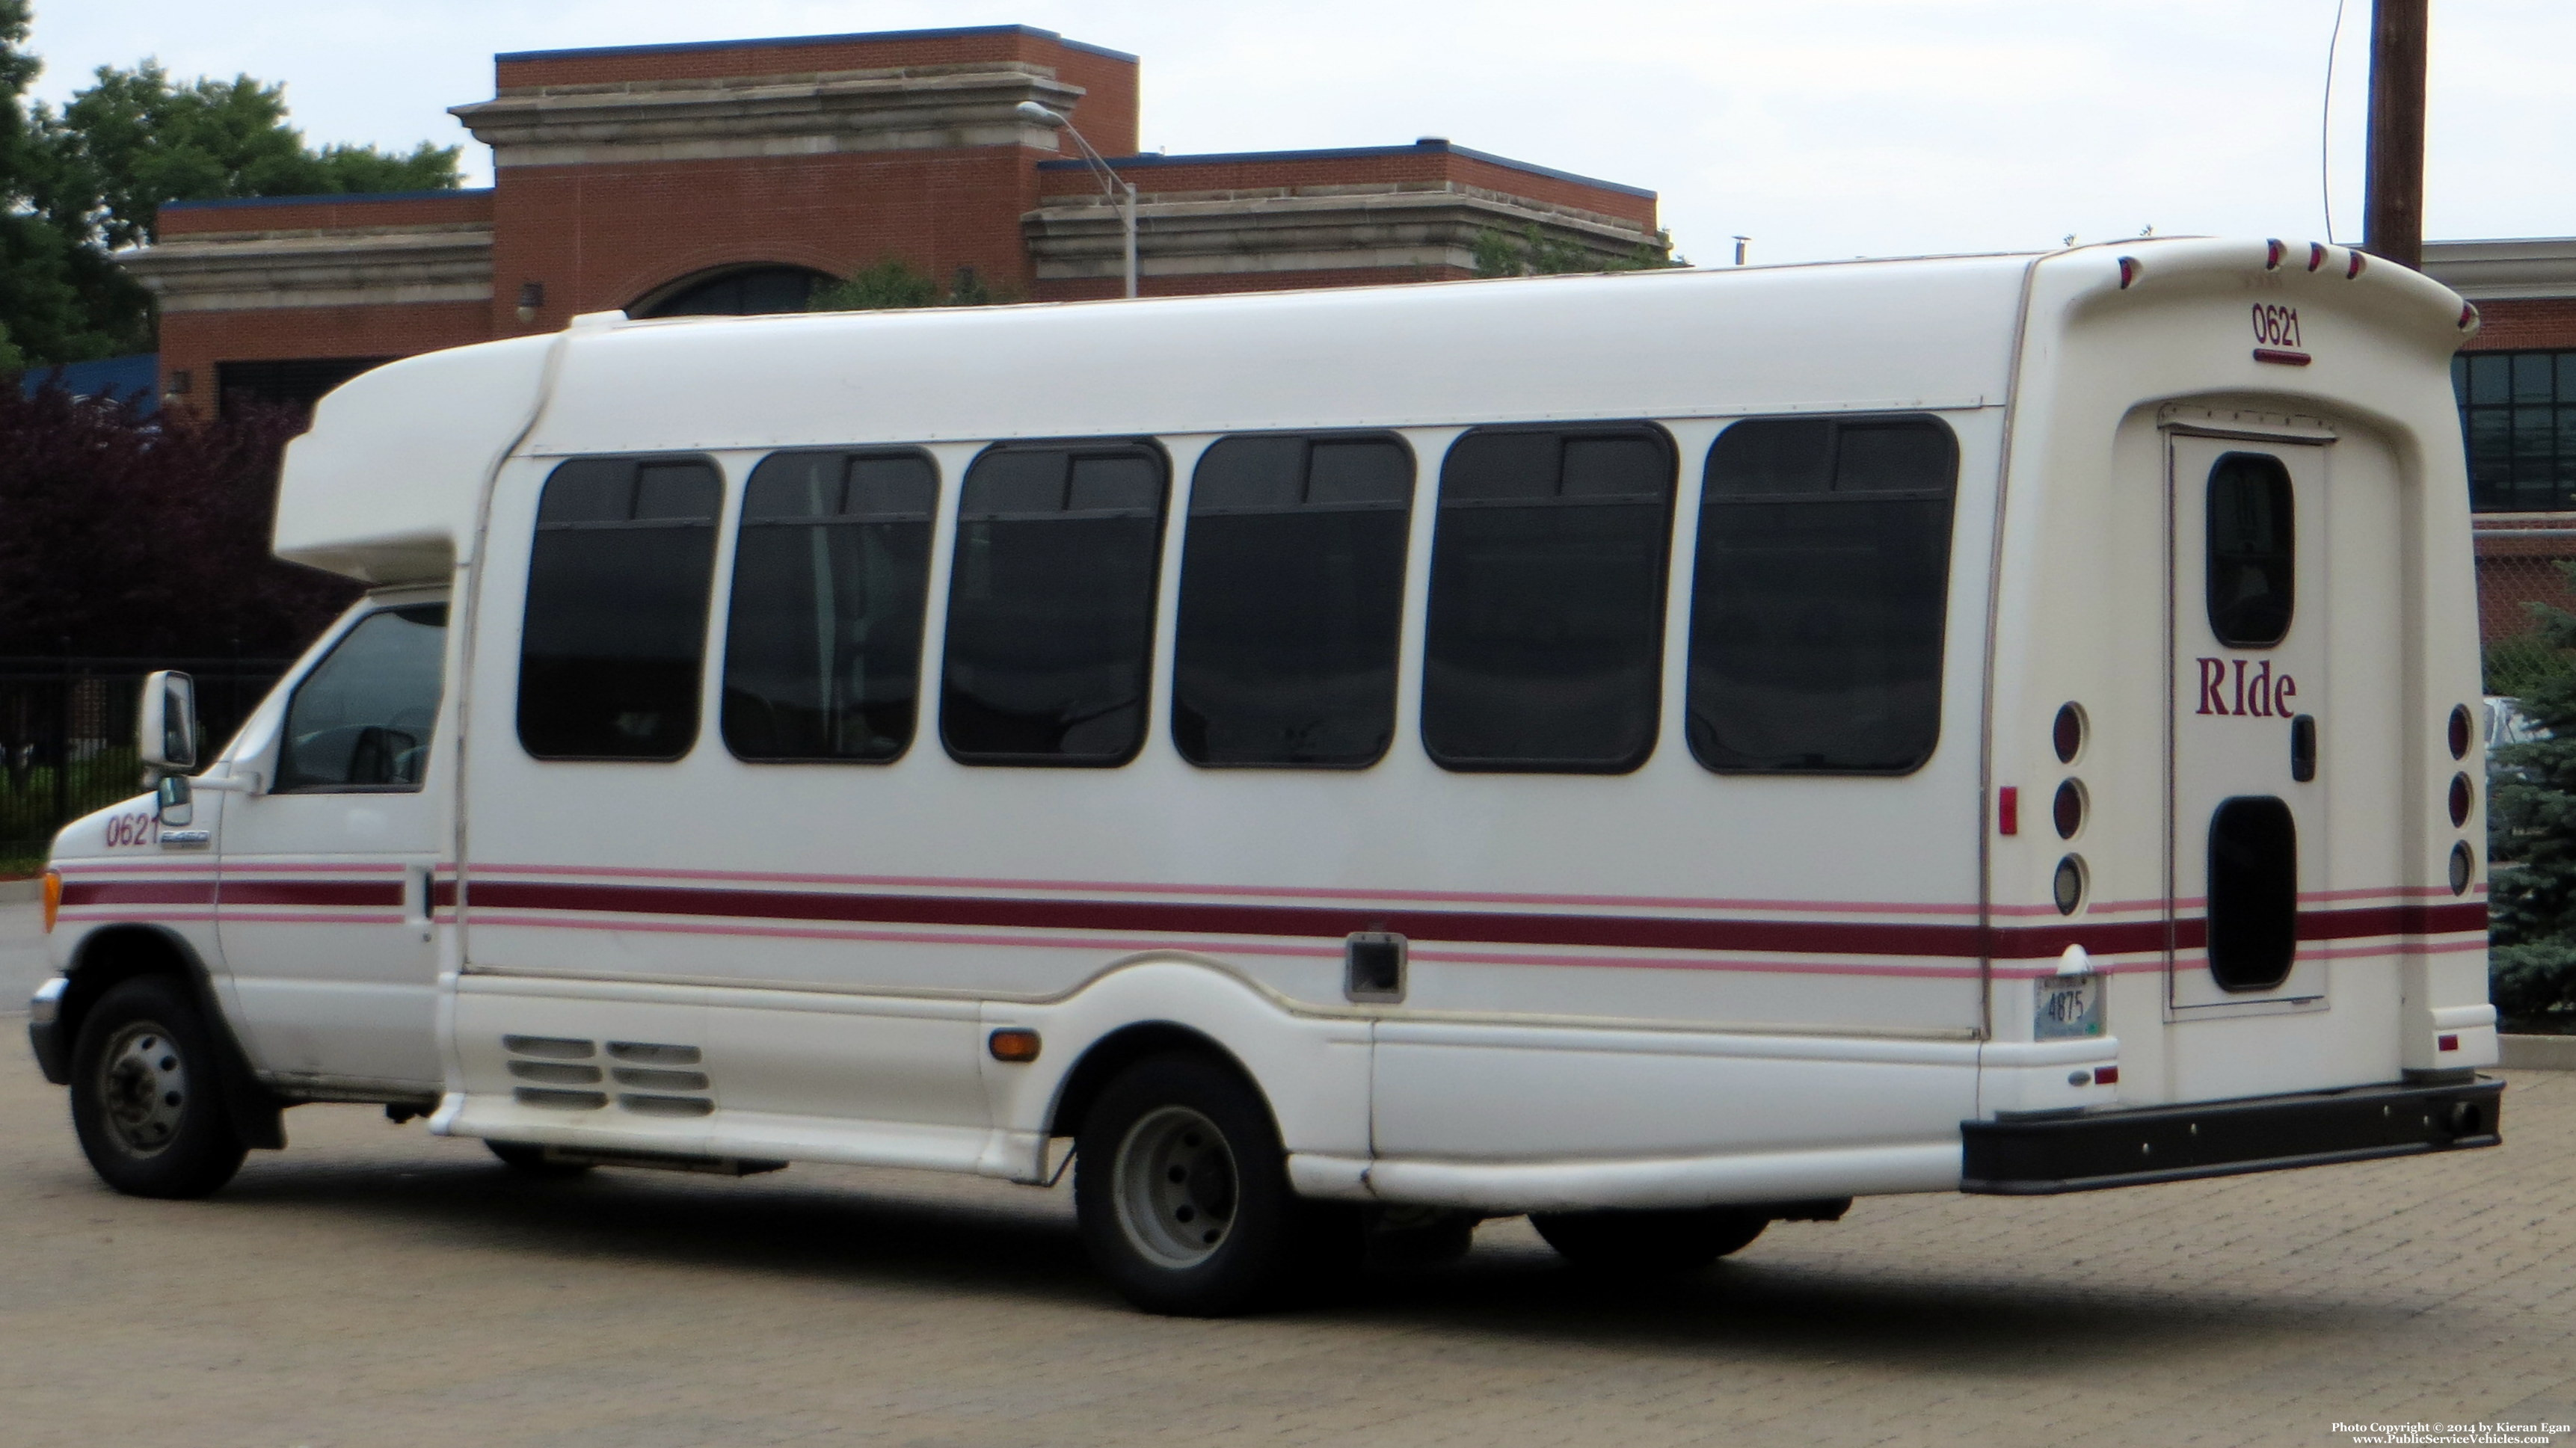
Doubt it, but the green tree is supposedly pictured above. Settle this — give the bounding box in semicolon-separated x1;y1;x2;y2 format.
2486;573;2576;1023
0;5;461;366
808;258;1010;312
1470;223;1684;279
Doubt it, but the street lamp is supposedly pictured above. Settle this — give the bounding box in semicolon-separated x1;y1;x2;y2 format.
1016;100;1138;298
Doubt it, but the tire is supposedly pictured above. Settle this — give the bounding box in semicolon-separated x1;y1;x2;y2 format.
1530;1207;1768;1274
67;976;248;1199
1074;1052;1349;1316
485;1140;591;1176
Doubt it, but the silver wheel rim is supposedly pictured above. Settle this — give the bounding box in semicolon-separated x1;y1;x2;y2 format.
96;1019;188;1156
1110;1106;1238;1269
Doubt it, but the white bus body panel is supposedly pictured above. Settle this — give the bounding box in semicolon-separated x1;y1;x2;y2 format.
44;241;2491;1214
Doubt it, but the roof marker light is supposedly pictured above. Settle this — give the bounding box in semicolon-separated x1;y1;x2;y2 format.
2265;239;2284;270
2308;243;2327;271
2460;302;2480;331
2346;250;2367;280
2117;256;2140;289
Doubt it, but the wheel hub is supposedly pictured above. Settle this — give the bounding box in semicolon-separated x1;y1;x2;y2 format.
1111;1105;1238;1268
96;1021;187;1157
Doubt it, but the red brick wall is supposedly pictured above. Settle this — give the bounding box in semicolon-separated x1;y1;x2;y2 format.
158;301;493;413
2462;298;2576;353
159;191;494;237
489;148;1043;333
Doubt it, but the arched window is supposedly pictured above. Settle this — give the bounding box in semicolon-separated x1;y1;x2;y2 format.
634;265;835;318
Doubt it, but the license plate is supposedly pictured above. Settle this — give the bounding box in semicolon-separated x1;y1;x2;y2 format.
2035;975;2104;1039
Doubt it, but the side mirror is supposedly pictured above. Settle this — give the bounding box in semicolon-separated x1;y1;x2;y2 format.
139;670;199;774
156;774;194;827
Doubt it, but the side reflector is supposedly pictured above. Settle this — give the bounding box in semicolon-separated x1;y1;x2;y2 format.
2093;1065;2119;1085
1998;786;2019;836
988;1028;1042;1063
41;868;61;934
2438;1034;2460;1053
2252;348;2312;367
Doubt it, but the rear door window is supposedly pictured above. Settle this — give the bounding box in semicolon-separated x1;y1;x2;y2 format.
2207;795;2298;990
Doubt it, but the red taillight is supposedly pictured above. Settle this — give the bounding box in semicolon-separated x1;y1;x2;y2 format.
1999;786;2019;836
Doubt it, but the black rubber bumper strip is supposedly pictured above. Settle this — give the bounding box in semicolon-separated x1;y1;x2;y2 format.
1961;1076;2503;1195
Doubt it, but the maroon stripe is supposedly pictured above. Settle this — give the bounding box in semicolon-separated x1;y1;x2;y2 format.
455;881;2488;960
61;880;217;907
221;881;403;908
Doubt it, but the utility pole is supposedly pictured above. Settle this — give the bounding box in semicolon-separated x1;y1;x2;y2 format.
2362;0;2428;269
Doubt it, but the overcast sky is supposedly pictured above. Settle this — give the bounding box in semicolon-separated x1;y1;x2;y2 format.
22;1;2576;265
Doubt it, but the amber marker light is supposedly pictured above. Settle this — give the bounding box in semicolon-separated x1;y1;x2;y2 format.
42;868;61;934
989;1028;1042;1063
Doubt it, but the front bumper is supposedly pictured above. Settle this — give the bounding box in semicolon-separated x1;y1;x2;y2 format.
1961;1076;2503;1195
27;977;68;1085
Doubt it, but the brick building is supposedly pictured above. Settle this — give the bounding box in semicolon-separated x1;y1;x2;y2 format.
2423;239;2576;647
118;24;1666;417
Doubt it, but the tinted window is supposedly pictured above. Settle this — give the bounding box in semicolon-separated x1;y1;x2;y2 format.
941;442;1169;765
1173;434;1413;767
517;457;722;760
275;604;447;792
2206;452;2294;648
1421;425;1676;772
722;451;937;762
1688;416;1957;774
2207;795;2297;991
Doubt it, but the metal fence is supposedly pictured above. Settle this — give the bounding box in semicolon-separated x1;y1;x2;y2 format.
0;657;289;862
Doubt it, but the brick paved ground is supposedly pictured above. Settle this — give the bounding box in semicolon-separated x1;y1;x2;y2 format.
0;1020;2569;1447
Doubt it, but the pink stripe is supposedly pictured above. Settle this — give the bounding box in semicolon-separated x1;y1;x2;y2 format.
216;911;410;925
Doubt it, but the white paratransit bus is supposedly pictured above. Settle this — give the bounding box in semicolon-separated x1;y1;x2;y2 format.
30;237;2506;1315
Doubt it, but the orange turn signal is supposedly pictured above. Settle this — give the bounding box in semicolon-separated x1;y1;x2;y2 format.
988;1028;1042;1063
41;869;61;934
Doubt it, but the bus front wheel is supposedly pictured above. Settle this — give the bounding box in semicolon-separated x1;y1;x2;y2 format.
68;976;249;1199
1530;1206;1768;1273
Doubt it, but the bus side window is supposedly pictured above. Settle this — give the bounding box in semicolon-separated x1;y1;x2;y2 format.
1421;424;1677;773
721;450;938;762
1172;432;1413;768
517;455;724;761
941;441;1169;766
1686;414;1957;774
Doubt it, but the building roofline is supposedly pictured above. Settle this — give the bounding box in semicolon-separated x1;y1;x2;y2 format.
497;24;1137;66
1037;138;1657;201
162;188;493;214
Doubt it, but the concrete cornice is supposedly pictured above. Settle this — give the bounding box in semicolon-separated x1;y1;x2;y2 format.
1023;183;1667;281
2423;238;2576;301
450;61;1089;167
117;222;494;312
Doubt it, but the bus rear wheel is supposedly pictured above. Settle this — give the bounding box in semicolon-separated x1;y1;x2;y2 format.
1075;1053;1346;1316
67;976;248;1199
1530;1206;1767;1273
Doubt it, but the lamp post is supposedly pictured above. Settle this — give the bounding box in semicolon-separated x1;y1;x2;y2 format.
1016;100;1138;298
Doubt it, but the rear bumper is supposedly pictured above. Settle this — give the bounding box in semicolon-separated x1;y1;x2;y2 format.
1961;1076;2503;1195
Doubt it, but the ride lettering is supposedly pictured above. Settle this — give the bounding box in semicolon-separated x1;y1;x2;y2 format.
2195;657;2296;717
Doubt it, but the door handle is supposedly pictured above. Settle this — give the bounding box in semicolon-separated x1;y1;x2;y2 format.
2290;715;2317;783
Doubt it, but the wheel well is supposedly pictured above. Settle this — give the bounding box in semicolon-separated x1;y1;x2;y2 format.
1046;1022;1261;1140
61;926;201;1047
